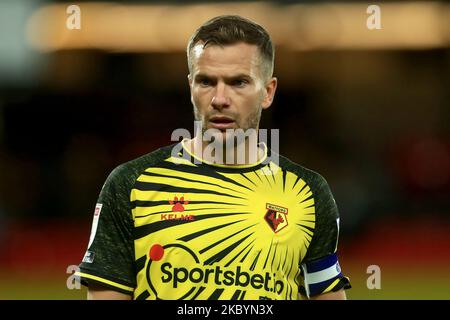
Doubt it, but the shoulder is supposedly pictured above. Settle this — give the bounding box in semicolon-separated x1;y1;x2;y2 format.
104;143;176;189
275;153;331;193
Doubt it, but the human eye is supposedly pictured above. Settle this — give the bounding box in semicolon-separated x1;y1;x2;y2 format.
232;79;249;88
196;77;212;87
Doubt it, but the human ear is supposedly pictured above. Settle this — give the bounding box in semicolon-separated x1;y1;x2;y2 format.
261;77;277;110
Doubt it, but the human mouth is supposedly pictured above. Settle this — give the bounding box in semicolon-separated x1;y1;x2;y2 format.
209;116;235;130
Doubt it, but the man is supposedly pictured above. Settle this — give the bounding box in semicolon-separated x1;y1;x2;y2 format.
76;15;351;300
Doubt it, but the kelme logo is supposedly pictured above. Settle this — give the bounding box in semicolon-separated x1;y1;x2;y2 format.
169;196;189;212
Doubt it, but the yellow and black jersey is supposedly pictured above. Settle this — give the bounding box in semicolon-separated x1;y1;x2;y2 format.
76;140;350;300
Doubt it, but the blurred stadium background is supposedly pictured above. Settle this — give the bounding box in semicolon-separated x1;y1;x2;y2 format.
0;0;449;299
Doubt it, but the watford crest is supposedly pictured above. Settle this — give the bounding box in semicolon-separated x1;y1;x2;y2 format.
264;203;289;233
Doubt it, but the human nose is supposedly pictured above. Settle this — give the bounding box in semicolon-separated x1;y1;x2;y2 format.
211;82;230;110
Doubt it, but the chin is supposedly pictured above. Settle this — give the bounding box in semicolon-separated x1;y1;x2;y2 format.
202;129;229;145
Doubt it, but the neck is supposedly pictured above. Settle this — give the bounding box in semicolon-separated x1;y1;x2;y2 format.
186;134;265;166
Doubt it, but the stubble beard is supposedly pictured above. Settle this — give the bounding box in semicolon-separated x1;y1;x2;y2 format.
193;105;263;164
193;105;262;144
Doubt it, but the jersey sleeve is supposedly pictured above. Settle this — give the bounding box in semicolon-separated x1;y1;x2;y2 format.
299;173;351;298
75;165;136;295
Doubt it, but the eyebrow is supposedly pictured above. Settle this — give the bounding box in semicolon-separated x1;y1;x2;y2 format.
194;73;253;81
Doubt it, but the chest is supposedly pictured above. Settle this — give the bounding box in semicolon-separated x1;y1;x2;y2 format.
131;167;316;270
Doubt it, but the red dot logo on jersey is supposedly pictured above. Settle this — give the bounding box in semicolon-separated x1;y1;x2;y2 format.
169;196;189;212
149;244;165;261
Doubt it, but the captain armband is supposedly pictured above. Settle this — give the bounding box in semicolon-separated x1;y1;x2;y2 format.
299;253;351;298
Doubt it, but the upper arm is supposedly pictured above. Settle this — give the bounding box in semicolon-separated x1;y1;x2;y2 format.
303;173;340;261
76;165;137;296
87;284;132;300
299;173;351;298
308;289;347;300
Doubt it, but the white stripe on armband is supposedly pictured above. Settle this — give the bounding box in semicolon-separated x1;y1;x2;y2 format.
300;264;311;297
304;262;341;285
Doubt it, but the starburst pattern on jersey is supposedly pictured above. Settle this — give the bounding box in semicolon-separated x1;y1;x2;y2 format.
76;143;348;300
130;157;315;300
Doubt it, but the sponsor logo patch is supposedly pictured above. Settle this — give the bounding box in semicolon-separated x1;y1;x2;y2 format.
143;242;285;300
87;203;102;249
94;203;102;216
82;250;95;263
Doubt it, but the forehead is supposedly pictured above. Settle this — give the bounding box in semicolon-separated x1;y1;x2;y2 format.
191;42;262;76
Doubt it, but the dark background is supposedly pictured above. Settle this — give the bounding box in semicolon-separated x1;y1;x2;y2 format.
0;0;449;299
